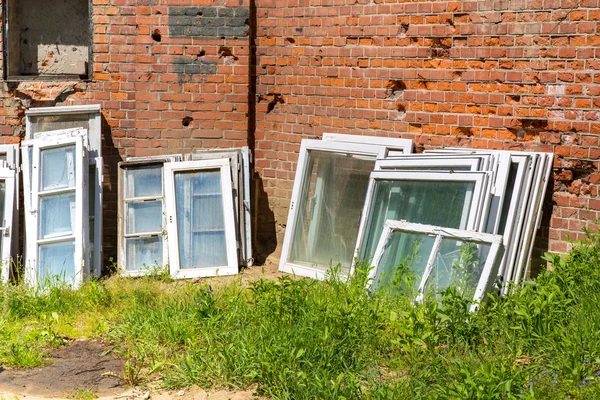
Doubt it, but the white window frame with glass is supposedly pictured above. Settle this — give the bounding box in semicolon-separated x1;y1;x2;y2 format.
352;170;491;274
0;144;20;263
118;155;182;276
0;164;16;283
369;220;504;311
189;146;253;267
164;159;238;279
25;105;103;278
278;139;388;280
23;132;89;288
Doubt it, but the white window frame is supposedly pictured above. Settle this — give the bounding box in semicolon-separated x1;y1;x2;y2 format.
189;146;253;267
117;155;182;276
279;139;386;280
26;105;103;277
164;159;238;279
369;220;503;311
0;165;16;283
323;132;413;154
23;132;89;288
0;145;20;262
375;154;488;172
352;170;491;274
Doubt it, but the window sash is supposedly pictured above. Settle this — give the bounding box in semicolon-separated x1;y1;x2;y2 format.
322;133;413;154
352;170;490;275
23;133;88;288
279;140;385;280
369;220;503;311
117;156;181;276
164;159;238;279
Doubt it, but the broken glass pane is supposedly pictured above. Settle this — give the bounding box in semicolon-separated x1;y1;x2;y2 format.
359;180;475;264
175;169;227;269
289;150;375;271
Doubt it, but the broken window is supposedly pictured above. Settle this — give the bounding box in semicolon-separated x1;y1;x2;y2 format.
354;171;491;269
4;0;92;79
369;220;503;311
0;162;17;283
164;159;239;278
25;105;103;277
117;155;182;275
22;130;89;287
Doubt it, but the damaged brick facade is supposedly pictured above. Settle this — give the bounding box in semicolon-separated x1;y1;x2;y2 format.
0;0;598;271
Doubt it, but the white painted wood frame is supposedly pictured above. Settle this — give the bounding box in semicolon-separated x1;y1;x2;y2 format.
352;170;491;275
375;154;489;171
279;139;385;280
369;220;504;312
164;159;238;279
322;133;413;154
0;165;16;283
23;132;89;288
117;155;182;276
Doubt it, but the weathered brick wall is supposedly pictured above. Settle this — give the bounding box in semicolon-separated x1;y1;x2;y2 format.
254;0;600;265
0;0;251;265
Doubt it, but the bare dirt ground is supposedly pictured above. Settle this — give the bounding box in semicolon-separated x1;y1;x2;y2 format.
0;257;283;400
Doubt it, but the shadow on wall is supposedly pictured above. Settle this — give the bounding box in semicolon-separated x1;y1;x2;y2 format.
100;114;123;275
252;173;277;265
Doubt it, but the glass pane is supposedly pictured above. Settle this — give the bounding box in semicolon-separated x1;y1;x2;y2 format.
175;169;227;269
497;162;520;236
374;231;435;293
125;237;162;271
0;153;7;162
41;145;76;191
39;193;76;239
424;239;491;300
30;115;90;135
38;241;76;285
289;150;376;271
125;165;162;199
0;180;6;227
359;179;475;263
126;200;163;234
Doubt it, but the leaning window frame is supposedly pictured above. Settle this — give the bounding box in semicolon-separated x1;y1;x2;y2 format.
23;132;89;288
3;0;94;81
164;159;239;279
369;220;504;312
0;164;16;283
278;139;386;280
352;170;491;275
189;146;253;267
0;145;20;263
117;155;182;277
25;105;103;277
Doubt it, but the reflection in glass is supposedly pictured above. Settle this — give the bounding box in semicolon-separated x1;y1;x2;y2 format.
289;150;376;271
125;165;163;199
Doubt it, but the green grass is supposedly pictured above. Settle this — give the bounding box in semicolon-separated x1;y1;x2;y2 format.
2;229;600;398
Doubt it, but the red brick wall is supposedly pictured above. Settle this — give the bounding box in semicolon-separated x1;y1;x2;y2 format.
254;0;600;265
0;0;598;269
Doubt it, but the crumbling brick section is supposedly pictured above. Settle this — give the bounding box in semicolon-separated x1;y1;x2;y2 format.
253;0;600;267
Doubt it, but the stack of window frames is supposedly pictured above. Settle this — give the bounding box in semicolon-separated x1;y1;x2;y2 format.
21;128;90;288
278;134;413;279
118;147;252;278
353;148;552;294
